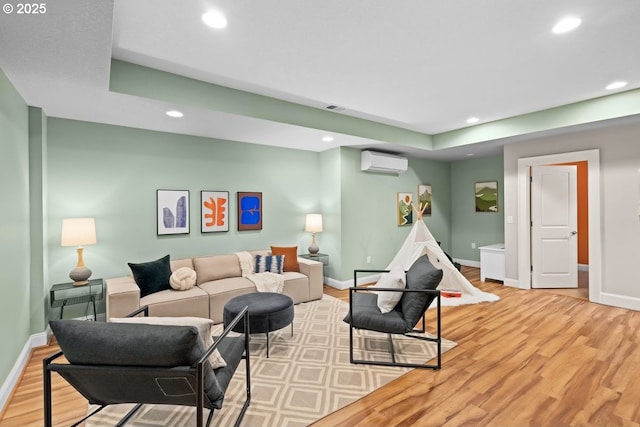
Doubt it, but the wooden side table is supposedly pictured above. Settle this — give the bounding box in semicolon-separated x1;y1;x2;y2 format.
50;278;104;321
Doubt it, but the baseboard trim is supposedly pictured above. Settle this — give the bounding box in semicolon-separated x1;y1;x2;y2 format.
503;278;520;288
598;292;640;312
325;274;382;290
0;330;48;414
454;258;481;268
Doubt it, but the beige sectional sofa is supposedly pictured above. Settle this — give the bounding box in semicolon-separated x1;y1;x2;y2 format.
106;250;323;323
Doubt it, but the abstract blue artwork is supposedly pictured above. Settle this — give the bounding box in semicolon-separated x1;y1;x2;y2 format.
237;192;262;231
157;190;190;235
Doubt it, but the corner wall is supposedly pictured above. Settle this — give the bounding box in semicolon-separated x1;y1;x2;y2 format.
336;147;452;282
451;155;505;263
0;68;31;410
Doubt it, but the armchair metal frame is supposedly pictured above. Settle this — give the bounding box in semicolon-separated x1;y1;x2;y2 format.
44;305;251;427
348;269;442;370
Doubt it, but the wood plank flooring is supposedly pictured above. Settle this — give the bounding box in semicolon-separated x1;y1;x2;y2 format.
2;267;639;426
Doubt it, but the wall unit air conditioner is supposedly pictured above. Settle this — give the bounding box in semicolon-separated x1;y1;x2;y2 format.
361;151;408;174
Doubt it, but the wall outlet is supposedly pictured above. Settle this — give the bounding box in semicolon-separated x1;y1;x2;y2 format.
366;255;371;264
471;242;476;249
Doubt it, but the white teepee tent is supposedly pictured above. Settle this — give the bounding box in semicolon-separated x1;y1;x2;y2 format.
386;219;500;307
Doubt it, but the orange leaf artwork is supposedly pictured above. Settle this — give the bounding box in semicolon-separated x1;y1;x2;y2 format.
201;191;229;232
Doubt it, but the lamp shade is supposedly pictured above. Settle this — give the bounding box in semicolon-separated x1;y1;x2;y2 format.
61;218;97;247
305;214;323;233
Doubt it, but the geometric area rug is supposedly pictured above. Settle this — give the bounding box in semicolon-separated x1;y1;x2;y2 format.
87;295;456;427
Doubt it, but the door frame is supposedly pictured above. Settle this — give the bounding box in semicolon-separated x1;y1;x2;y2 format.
517;149;601;303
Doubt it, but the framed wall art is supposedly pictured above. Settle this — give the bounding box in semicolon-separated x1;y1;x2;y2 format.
157;189;190;235
397;192;413;226
418;184;432;216
237;192;262;231
475;181;498;212
201;191;229;233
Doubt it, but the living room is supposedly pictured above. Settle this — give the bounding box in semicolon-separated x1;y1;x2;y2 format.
2;1;640;425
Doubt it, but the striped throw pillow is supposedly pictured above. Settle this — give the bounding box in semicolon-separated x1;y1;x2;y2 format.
254;254;285;274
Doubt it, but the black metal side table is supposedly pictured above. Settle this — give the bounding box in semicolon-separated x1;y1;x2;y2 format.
50;278;104;321
299;253;329;267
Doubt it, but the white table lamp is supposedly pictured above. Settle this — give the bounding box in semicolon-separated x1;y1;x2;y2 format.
61;218;97;286
305;214;323;256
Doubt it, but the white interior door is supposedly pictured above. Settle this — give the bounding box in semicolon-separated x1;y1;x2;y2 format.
531;165;578;288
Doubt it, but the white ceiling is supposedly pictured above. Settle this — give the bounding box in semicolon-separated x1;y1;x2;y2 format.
1;0;639;160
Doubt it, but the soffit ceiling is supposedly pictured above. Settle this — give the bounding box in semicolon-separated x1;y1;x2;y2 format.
1;0;639;160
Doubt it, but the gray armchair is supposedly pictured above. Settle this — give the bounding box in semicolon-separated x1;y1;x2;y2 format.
44;306;250;427
344;254;443;369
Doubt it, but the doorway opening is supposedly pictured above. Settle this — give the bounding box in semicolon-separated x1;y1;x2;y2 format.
516;149;601;304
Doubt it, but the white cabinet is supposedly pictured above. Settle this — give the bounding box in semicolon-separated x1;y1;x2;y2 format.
479;243;505;282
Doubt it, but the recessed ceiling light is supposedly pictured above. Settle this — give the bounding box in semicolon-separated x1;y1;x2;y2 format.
605;80;628;90
552;16;581;34
466;117;479;124
322;135;334;142
202;11;227;29
467;153;475;157
166;110;183;118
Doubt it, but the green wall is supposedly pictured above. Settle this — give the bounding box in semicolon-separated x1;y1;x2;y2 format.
337;147;452;281
0;68;31;393
319;148;342;279
451;155;505;262
29;107;48;333
46;118;322;317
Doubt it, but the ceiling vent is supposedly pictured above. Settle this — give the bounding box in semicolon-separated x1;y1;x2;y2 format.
361;151;408;174
325;105;345;112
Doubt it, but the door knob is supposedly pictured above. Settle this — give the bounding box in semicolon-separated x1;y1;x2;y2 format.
571;231;577;235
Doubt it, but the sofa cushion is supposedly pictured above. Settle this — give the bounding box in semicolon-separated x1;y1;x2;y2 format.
140;286;210;319
271;246;299;272
193;255;242;284
128;255;172;298
171;258;194;272
254;254;285;274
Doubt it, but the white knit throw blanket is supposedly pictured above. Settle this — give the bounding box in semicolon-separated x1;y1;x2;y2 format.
235;251;284;293
247;272;284;293
235;251;254;277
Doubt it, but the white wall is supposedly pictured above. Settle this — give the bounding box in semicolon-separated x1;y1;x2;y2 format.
504;118;640;310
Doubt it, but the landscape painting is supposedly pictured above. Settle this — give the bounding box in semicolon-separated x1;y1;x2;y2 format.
397;192;413;226
418;184;432;216
475;181;498;212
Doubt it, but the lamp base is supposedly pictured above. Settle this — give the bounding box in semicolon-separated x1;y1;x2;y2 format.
69;266;92;286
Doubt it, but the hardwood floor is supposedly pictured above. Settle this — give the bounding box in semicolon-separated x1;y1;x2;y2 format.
2;267;639;426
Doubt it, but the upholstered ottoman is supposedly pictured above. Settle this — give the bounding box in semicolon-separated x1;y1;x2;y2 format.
223;292;294;357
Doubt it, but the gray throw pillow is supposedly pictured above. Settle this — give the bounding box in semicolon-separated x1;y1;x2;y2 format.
398;255;443;329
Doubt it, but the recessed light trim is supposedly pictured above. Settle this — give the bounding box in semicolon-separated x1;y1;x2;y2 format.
202;11;227;29
322;136;334;142
605;80;628;90
552;16;581;34
166;110;183;118
466;117;479;124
